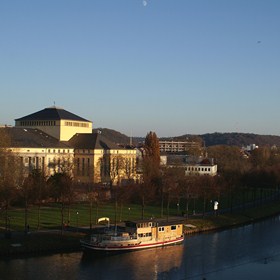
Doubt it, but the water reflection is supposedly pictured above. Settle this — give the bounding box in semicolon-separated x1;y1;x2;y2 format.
79;243;184;280
2;216;280;280
0;253;82;280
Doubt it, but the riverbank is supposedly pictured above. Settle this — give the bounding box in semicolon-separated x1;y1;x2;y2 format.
1;201;280;258
0;231;83;258
184;200;280;234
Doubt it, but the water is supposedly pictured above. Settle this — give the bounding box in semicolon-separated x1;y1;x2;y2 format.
2;216;280;280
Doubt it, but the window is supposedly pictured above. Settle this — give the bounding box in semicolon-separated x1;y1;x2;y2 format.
171;225;177;230
158;227;165;232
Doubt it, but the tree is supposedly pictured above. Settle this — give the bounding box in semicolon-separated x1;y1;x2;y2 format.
47;172;74;234
0;128;20;234
22;169;47;229
207;145;250;174
135;131;161;219
160;167;184;219
143;131;161;182
177;175;196;218
86;183;105;228
20;174;36;233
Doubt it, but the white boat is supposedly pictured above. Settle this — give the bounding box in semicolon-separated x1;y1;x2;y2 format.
80;218;185;253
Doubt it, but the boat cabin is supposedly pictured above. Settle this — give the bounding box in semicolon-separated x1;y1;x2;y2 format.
124;219;184;241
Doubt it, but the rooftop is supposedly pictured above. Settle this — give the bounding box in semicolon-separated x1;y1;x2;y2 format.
15;106;91;123
0;127;71;148
69;132;125;150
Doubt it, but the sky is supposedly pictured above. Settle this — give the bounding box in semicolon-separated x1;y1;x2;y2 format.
0;0;279;137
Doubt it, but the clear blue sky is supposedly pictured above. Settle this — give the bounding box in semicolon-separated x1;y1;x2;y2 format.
1;0;279;137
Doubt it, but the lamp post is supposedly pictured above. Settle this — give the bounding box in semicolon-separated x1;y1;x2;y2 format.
214;201;219;216
76;211;79;229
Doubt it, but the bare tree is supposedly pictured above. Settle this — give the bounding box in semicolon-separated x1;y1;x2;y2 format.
0;129;20;235
47;171;73;234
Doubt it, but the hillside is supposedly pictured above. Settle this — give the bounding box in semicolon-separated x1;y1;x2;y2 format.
178;132;280;147
96;128;280;147
94;128;131;145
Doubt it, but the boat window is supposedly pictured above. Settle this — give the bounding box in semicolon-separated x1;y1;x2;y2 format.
158;227;165;232
171;225;177;230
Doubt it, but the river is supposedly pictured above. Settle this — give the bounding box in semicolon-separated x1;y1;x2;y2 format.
1;216;280;280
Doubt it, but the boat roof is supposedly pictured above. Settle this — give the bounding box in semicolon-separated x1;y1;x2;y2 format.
125;218;185;227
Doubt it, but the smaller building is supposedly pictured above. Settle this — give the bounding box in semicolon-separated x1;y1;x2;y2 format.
185;158;217;176
159;140;201;153
160;154;217;176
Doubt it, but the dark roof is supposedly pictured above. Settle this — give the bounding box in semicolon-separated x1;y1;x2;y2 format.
0;127;72;148
69;132;124;150
125;217;186;227
199;158;215;165
15;106;90;122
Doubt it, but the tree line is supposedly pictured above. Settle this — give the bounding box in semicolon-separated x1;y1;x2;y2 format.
1;130;280;233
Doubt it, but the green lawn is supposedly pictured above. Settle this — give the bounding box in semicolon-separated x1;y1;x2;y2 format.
0;202;180;232
1;187;279;233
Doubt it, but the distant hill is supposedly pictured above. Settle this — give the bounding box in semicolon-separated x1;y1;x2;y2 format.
177;132;280;147
95;128;280;147
94;128;131;145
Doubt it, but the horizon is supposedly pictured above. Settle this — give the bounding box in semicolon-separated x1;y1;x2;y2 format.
95;127;280;139
1;1;280;137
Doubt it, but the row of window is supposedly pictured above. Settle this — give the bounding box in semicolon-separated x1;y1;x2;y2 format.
19;121;56;126
158;225;177;232
187;167;211;172
138;232;152;238
24;149;71;153
48;149;71;154
22;156;70;166
76;149;92;154
64;121;89;128
137;222;155;228
76;158;91;176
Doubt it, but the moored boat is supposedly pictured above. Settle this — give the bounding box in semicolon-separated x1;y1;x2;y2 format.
80;218;185;253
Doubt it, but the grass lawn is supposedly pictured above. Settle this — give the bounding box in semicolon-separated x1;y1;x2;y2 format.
1;200;280;257
0;202;179;232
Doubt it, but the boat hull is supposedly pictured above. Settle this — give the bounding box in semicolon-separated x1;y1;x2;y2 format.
80;236;184;253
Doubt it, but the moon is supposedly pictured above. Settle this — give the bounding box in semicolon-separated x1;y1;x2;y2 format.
143;0;147;6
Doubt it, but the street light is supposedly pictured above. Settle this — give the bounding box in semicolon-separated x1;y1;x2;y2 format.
76;211;79;229
214;201;219;216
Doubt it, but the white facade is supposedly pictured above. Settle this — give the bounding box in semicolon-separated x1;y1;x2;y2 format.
185;163;217;176
11;146;74;177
